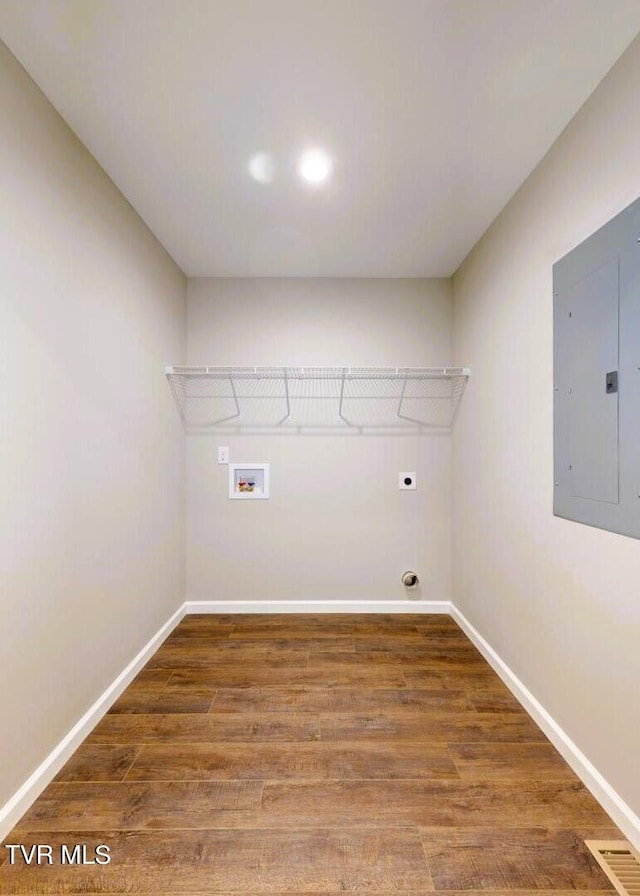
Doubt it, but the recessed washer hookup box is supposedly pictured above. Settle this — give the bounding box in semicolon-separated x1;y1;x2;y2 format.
229;463;270;499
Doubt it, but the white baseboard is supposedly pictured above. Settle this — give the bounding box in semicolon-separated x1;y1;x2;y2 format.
0;603;185;841
450;603;640;853
3;597;639;855
183;599;453;614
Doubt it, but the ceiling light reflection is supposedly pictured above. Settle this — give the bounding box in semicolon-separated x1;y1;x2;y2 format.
297;149;333;185
248;152;275;184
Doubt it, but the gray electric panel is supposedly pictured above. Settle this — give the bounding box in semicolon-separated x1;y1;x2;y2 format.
553;196;640;538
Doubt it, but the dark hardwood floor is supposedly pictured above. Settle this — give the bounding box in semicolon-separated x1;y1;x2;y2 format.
0;613;622;894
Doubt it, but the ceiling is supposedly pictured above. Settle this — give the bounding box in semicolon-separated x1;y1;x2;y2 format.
2;1;640;278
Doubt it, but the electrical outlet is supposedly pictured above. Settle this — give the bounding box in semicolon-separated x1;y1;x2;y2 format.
217;446;229;464
399;472;416;490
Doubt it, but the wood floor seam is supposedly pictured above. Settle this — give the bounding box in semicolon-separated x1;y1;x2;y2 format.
120;745;145;782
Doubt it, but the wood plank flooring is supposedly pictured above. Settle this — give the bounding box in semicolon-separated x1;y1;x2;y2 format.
0;613;622;894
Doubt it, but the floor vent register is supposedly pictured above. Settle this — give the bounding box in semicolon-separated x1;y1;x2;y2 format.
585;841;640;896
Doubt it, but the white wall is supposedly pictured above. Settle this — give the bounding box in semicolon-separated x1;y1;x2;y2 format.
453;36;640;822
0;43;186;808
187;278;452;604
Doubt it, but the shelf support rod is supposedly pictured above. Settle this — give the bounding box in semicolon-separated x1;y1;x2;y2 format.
449;377;464;429
284;368;291;419
338;367;350;424
229;374;240;419
396;373;427;426
397;373;408;420
168;373;188;426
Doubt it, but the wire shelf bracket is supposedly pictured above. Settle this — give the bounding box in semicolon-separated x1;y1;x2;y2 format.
165;365;471;430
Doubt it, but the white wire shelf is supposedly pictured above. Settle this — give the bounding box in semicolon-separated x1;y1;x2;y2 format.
165;365;471;430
